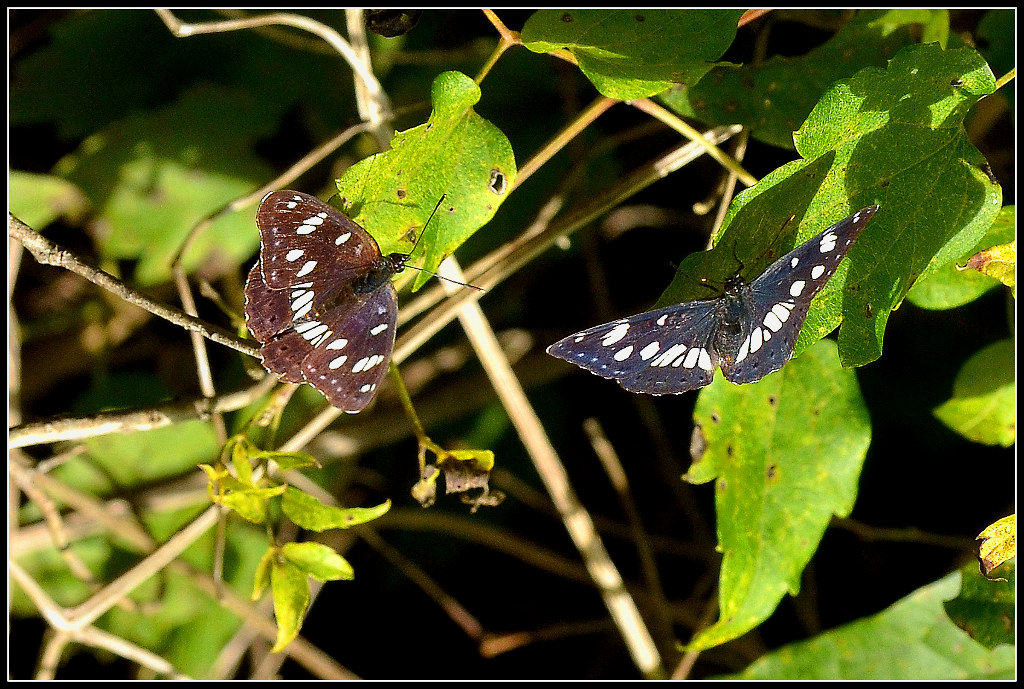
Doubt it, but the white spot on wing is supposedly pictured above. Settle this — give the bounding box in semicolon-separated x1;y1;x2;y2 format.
294;320;321;333
296;260;318;278
763;311;784;332
291;291;315;313
602;322;630;347
735;335;750;363
790;280;806;297
772;303;793;321
750;328;763;353
682;347;701;369
285;249;304;262
652;343;688;367
811;265;826;280
302;323;329;343
639;342;660;360
613;345;634;361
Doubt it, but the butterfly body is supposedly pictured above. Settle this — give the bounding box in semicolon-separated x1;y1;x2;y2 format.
244;191;408;413
547;205;879;395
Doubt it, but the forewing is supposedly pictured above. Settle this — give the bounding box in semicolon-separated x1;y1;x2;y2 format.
256;190;381;291
723;205;877;384
547;300;722;395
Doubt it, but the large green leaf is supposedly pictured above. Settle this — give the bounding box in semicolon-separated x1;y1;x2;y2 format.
522;9;745;100
944;560;1015;650
907;205;1013;309
684;339;870;650
335;71;516;289
933;339;1015;447
657;43;1000;369
8;171;89;229
733;570;1014;679
662;9;949;148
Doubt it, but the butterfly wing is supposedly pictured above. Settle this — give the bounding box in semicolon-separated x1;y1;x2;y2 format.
547;300;722;395
722;205;878;384
297;283;399;413
256;190;382;292
251;282;398;413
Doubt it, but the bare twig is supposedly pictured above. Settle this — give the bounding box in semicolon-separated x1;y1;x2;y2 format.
584;418;674;650
433;257;664;677
9;213;256;358
9;377;275;449
154;9;390;128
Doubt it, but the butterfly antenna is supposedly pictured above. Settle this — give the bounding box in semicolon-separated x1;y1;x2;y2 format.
404;194;486;293
406;194;446;260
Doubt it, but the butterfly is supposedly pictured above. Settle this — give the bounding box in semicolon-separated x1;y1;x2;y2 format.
546;205;879;394
243;190;410;413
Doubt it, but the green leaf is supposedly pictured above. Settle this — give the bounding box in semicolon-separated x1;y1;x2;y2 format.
336;70;516;290
662;10;945;149
732;570;1014;679
66;417;219;494
944;560;1015;650
8;171;89;229
933;339;1015;447
907;205;1013;309
658;43;1000;370
281;542;355;582
684;340;870;650
229;437;255;486
53;85;274;285
252;547;275;601
281;486;391;532
270;559;310;652
522;9;745;100
220;491;267;524
248;450;321;472
220;484;287;524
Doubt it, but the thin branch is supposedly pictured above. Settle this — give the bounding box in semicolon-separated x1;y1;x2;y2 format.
630;99;758;188
9;377;276;449
8;213;256;358
434;257;664;678
154;9;389;125
584;417;673;648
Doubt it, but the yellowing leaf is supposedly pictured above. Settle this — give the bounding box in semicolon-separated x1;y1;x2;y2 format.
978;515;1016;577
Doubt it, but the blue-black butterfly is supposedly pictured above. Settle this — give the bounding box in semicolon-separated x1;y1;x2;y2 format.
546;205;879;394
